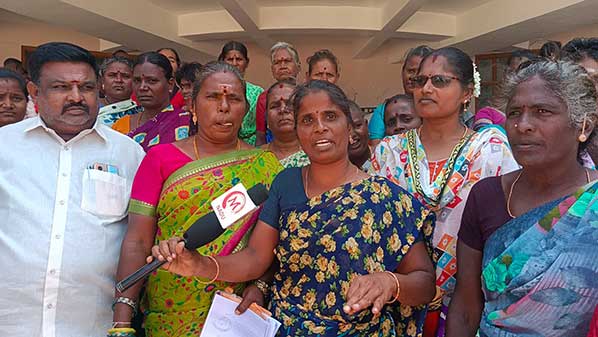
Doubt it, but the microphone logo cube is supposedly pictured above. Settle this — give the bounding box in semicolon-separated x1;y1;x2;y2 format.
222;191;246;214
211;183;257;229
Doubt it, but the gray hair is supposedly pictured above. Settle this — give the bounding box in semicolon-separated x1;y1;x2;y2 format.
189;61;248;135
270;42;300;65
494;60;598;151
191;61;247;104
99;56;133;76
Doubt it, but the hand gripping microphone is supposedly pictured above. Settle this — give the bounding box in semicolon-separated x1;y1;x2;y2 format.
116;183;269;293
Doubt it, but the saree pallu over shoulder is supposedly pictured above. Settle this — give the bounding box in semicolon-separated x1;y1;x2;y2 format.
279;150;310;168
143;149;282;337
239;82;264;145
369;128;518;296
480;181;598;337
271;176;435;337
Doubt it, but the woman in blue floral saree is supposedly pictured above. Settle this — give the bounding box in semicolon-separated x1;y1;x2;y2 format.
149;81;437;337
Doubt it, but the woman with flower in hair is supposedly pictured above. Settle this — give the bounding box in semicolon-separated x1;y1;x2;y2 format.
369;47;519;337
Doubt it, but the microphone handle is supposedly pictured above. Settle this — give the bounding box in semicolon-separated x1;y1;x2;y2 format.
116;257;166;293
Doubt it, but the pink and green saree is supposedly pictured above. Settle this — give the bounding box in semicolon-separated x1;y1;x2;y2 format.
129;145;282;336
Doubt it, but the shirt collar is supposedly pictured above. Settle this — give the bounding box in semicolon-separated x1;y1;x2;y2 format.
24;116;108;144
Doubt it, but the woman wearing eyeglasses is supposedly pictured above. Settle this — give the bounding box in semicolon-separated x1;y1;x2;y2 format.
369;47;519;337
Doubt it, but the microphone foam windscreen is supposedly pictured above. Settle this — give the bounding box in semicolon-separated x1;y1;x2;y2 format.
183;212;224;250
247;183;269;205
183;183;269;251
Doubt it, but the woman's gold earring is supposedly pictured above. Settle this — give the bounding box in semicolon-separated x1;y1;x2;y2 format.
192;113;198;125
579;116;588;142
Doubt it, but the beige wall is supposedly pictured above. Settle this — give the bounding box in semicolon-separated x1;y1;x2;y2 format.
531;22;598;50
216;23;598;108
5;14;598;109
0;13;100;67
0;14;409;108
242;37;417;108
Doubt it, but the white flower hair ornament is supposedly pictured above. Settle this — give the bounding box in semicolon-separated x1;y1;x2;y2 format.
472;62;481;98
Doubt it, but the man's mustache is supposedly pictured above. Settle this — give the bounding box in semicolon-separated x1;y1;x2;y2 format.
62;103;89;114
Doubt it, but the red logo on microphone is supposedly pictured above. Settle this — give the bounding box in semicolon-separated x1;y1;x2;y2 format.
222;191;246;214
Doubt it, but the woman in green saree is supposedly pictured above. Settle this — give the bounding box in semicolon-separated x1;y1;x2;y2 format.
111;62;282;337
219;41;264;146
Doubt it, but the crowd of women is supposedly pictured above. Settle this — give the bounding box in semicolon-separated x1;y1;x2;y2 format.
1;38;598;337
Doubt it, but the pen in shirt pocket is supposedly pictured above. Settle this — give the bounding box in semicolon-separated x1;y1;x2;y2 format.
88;163;120;175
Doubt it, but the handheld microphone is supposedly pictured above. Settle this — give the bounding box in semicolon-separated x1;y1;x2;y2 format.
116;183;269;293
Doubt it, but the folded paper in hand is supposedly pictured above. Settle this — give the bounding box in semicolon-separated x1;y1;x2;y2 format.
200;291;281;337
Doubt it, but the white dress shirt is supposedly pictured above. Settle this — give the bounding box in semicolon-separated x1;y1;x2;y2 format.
0;116;145;337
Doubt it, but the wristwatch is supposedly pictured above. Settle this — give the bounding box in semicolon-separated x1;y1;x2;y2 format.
253;279;270;296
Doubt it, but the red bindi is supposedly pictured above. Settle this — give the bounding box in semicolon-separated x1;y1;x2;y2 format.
219;84;232;95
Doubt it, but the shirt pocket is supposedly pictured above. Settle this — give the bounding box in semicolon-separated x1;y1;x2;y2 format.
81;169;128;217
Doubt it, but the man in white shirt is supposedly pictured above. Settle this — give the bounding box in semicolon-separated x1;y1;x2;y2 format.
0;42;145;337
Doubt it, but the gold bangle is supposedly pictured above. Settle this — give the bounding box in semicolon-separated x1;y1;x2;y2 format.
197;255;220;285
107;327;136;334
384;271;401;304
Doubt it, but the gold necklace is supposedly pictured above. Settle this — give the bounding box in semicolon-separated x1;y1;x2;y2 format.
193;137;240;161
507;169;591;218
304;164;360;197
193;136;200;160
